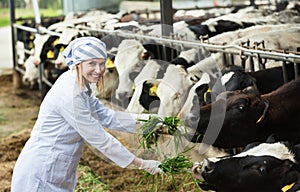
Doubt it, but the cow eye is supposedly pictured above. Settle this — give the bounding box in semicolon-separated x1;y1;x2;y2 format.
230;98;248;112
238;105;246;112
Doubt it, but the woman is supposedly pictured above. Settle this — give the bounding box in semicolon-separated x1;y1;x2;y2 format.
11;37;162;191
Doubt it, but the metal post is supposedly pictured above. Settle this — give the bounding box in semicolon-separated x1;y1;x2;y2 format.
160;0;173;61
32;0;41;24
294;62;299;79
9;0;16;68
32;0;44;98
282;61;288;83
9;0;22;90
160;0;173;36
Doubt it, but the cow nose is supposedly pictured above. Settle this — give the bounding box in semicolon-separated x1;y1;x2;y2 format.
191;162;203;179
23;77;29;83
117;92;130;99
202;159;214;174
183;112;199;129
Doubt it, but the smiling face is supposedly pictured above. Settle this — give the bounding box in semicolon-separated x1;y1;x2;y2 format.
81;58;106;83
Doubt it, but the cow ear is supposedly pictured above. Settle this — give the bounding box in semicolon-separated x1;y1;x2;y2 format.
265;134;278;143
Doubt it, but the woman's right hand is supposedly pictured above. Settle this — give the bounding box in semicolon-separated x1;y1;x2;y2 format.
132;158;163;175
139;159;163;175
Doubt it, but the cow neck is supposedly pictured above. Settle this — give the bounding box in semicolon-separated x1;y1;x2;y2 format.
260;78;300;126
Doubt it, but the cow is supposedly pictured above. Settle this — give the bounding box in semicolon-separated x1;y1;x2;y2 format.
226;26;300;71
156;64;194;117
126;48;205;114
221;62;300;95
93;55;119;100
113;39;148;107
191;136;300;192
187;26;300;79
188;62;300;107
183;77;300;148
185;5;293;40
127;46;218;117
53;27;92;77
113;39;180;107
22;24;92;90
22;55;38;89
21;33;56;88
142;20;198;41
126;59;163;114
207;23;299;46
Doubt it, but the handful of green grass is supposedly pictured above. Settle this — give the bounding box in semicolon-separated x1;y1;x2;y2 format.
137;151;198;191
137;116;184;149
159;153;193;174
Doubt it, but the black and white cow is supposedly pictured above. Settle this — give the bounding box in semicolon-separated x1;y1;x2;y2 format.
126;48;204;114
191;136;300;192
22;34;59;88
113;39;181;107
194;62;300;106
221;62;300;95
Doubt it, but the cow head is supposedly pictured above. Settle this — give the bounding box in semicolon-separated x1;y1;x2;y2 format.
221;70;258;92
191;138;300;192
114;39;147;107
184;88;269;148
156;64;194;117
22;55;38;89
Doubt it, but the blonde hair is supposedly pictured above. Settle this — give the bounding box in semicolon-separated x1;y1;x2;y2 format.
75;63;104;92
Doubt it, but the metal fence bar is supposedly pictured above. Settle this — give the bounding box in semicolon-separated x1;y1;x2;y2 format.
13;23;300;63
77;26;300;62
12;23;300;90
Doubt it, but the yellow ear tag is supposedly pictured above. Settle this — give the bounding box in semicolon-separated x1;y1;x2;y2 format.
204;87;211;103
105;58;115;68
47;50;55;59
281;182;295;192
59;46;65;52
149;84;158;96
52;38;59;46
29;41;34;49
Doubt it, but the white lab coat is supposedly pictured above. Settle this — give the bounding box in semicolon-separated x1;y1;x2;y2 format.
11;70;139;192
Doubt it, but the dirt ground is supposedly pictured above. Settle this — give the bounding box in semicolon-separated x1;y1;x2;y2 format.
0;73;201;192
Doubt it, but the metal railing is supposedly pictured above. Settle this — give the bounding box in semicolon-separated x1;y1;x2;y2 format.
11;20;300;91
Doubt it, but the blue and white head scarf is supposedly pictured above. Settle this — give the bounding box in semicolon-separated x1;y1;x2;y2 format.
63;37;107;69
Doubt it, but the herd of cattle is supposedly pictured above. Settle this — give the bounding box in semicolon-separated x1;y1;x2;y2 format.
15;1;300;191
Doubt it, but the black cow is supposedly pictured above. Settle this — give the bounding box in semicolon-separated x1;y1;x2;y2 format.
184;77;300;148
191;136;300;192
